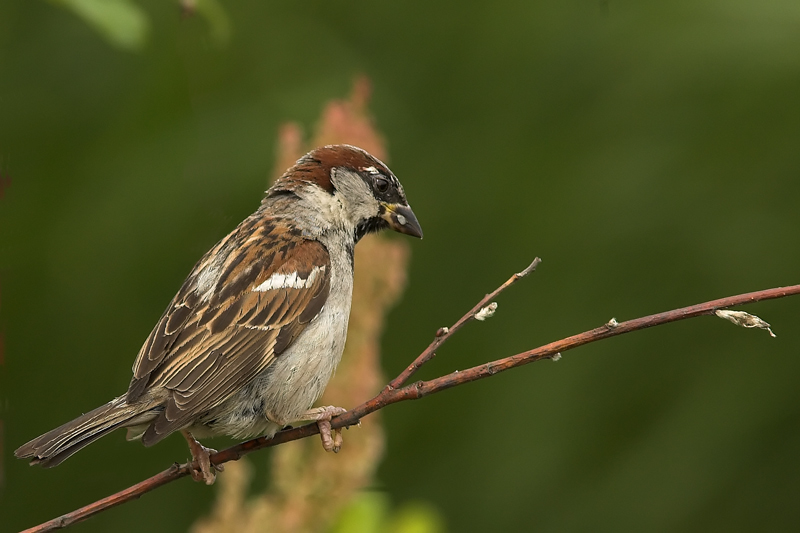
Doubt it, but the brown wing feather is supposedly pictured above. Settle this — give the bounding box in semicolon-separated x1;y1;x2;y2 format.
125;217;331;445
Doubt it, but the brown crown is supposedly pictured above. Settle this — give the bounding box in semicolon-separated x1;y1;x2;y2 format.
274;144;392;194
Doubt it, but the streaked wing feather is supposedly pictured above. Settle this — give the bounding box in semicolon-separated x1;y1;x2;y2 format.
126;219;331;445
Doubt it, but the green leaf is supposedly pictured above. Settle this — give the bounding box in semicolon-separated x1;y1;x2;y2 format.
53;0;149;51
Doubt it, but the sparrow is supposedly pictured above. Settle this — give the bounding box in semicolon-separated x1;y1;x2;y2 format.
15;144;423;484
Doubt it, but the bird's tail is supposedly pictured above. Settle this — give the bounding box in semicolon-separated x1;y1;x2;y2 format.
15;396;154;467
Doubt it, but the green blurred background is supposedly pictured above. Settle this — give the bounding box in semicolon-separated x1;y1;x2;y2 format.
2;0;800;531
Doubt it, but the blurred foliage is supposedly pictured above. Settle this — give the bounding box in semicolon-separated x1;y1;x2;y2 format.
181;0;231;46
50;0;232;50
2;0;800;532
53;0;149;50
330;492;444;533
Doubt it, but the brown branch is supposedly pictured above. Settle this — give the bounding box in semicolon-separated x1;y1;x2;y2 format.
23;263;800;533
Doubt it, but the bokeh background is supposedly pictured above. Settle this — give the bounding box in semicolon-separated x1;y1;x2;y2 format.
2;0;800;531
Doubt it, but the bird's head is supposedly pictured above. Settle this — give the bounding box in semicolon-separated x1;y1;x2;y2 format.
268;144;423;242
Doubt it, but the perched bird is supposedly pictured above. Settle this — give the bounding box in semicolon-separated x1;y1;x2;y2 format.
16;144;422;484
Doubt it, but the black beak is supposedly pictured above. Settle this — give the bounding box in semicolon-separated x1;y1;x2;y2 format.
381;203;423;239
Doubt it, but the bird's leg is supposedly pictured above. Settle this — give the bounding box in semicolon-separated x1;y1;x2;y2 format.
300;406;348;453
181;430;223;485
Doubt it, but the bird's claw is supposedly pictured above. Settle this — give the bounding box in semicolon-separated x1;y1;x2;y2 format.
182;430;220;485
302;405;347;453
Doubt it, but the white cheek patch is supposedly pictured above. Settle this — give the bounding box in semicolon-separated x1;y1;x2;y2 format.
252;266;325;292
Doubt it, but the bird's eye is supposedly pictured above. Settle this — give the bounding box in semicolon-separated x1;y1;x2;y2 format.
374;177;390;194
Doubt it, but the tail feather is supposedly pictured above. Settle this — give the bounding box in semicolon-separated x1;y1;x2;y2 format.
15;396;155;467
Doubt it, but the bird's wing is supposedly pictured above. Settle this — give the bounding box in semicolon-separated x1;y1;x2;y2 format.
126;218;331;445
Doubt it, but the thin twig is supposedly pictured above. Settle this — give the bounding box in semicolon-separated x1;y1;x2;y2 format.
22;267;800;532
388;257;541;389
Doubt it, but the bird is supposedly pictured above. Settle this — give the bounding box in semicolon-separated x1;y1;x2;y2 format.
15;144;423;484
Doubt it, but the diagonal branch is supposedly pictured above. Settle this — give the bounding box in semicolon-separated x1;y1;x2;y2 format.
22;261;800;533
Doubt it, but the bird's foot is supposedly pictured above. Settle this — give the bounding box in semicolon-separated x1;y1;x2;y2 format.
181;430;223;485
301;406;348;453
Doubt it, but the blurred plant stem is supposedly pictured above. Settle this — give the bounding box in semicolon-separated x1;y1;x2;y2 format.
180;0;231;45
191;78;426;533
